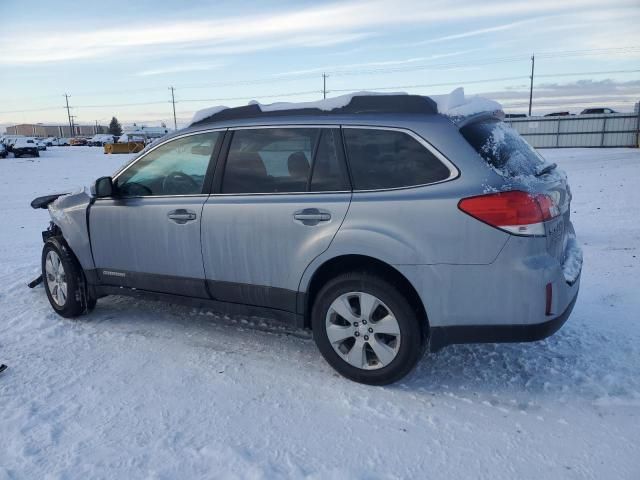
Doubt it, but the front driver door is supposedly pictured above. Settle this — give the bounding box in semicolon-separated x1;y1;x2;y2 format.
89;130;223;297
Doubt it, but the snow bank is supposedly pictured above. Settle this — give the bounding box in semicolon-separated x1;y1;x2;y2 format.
190;88;501;125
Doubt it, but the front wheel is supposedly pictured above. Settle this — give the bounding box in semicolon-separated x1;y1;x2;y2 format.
312;272;425;385
42;238;92;317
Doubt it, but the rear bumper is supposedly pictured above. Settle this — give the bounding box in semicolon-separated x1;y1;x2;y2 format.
429;280;579;352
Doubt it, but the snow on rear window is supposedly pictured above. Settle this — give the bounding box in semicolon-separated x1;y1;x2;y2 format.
461;119;545;177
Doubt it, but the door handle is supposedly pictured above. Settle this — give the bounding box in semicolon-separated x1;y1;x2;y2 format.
293;208;331;225
168;209;197;224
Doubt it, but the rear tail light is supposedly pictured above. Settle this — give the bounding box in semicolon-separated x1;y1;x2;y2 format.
458;190;559;236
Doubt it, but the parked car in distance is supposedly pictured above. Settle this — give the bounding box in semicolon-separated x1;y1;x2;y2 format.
580;107;617;114
36;139;47;151
1;135;25;151
88;134;115;146
0;143;7;158
544;112;572;117
55;138;71;146
70;137;88;146
12;138;40;157
32;93;582;385
43;137;56;146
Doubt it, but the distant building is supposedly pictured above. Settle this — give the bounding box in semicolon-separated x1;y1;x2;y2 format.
4;123;106;137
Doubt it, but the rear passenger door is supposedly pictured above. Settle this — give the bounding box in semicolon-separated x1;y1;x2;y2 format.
201;127;351;313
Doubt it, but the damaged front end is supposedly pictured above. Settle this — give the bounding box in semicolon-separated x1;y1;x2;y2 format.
28;189;96;289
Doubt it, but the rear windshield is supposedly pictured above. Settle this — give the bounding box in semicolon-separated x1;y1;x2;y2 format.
460;118;544;177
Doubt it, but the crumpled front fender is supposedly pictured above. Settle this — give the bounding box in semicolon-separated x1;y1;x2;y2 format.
46;189;94;271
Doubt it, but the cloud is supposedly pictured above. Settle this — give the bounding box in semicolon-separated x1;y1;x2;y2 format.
480;78;640;112
274;49;478;77
412;17;540;45
134;63;223;77
0;0;624;65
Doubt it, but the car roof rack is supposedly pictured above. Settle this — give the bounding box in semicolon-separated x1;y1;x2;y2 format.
191;94;438;126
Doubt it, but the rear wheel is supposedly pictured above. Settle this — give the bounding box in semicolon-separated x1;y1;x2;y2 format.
312;272;425;385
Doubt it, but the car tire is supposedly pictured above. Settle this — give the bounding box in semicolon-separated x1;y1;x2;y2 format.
42;238;91;318
35;152;40;157
311;271;426;385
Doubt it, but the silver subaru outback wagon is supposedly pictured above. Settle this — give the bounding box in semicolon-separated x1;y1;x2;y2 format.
31;94;582;385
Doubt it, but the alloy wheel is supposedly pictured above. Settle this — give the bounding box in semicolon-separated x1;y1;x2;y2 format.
325;292;401;370
45;250;68;307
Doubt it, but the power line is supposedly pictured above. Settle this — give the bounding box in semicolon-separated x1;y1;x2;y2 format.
535;68;640;78
329;75;529;93
74;100;170;109
2;46;638;107
1;65;637;116
178;89;321;104
327;69;640;94
505;99;638;108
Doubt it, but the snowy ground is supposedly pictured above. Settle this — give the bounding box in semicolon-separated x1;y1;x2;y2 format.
0;146;639;479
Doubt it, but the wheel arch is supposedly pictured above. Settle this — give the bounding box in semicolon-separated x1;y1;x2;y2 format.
302;254;429;334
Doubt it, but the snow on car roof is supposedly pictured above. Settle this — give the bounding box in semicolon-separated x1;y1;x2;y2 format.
190;88;502;125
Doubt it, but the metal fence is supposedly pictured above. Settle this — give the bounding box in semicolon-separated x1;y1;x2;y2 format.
506;112;640;148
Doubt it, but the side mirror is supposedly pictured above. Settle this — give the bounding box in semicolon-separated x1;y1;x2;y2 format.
94;176;114;198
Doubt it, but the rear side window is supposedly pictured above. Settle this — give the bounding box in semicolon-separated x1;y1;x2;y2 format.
222;128;347;194
460;119;544;177
342;128;451;190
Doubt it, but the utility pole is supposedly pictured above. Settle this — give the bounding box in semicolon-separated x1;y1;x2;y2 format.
70;115;77;136
64;93;73;136
528;54;535;116
95;120;99;134
169;86;177;130
322;73;328;99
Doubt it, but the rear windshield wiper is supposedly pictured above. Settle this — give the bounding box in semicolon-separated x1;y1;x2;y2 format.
535;162;557;177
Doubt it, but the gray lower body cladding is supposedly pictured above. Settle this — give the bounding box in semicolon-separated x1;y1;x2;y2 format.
428;285;579;351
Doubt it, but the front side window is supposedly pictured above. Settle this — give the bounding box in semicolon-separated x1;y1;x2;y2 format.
343;128;451;190
116;131;220;196
222;128;347;194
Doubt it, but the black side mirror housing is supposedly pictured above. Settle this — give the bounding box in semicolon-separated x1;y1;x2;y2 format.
95;176;114;198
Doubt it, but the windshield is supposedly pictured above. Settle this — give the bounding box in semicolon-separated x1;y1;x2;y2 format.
460;118;546;177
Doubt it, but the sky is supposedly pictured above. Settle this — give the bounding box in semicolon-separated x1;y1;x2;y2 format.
0;0;639;129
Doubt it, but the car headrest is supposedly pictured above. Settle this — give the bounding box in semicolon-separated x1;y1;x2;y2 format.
227;151;267;177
